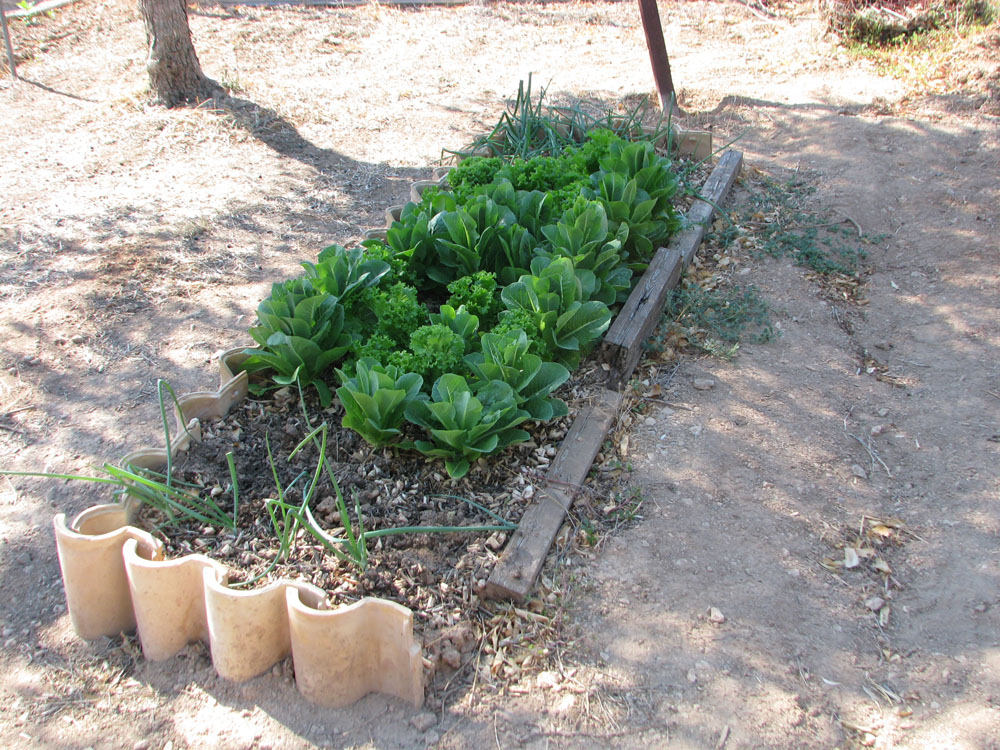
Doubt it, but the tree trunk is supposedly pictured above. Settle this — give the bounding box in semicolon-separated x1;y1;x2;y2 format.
138;0;221;107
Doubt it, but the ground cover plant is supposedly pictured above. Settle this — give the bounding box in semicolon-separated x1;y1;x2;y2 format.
825;0;996;45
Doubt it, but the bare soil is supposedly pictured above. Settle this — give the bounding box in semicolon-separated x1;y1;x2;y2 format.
1;1;998;748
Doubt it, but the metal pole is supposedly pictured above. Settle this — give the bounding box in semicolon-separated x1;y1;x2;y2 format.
637;0;673;112
1;4;17;81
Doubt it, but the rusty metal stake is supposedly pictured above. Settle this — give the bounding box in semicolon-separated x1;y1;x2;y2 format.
1;4;17;81
637;0;674;112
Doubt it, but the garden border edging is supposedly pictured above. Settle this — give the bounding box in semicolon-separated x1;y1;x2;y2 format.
54;351;424;708
486;149;744;601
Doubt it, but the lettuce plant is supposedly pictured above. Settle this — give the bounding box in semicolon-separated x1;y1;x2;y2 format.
465;330;569;421
583;140;683;266
371;282;427;346
300;244;390;304
539;200;632;305
409;324;467;383
404;374;530;479
242;279;354;406
335;359;424;447
429;304;479;341
446;271;502;325
385;193;457;290
501;257;612;368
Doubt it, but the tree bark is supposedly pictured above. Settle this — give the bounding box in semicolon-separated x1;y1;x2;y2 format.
138;0;221;107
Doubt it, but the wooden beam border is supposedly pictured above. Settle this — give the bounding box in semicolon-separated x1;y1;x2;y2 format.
601;149;743;391
485;150;743;602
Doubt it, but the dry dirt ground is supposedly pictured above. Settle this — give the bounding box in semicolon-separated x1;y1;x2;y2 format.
1;0;999;748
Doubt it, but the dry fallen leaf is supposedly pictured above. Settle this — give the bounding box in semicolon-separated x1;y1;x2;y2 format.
844;547;861;569
879;606;891;627
872;558;892;575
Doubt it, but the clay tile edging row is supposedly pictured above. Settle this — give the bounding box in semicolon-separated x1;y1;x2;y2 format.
53;350;423;709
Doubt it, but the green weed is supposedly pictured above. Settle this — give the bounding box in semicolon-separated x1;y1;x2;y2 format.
655;282;774;360
714;176;875;278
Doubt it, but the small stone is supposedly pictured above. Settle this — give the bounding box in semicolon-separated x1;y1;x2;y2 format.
71;334;86;345
693;378;715;391
441;646;461;669
522;485;534;500
689;424;703;436
877;408;890;418
686;669;698;684
424;731;441;746
644;416;656;426
708;607;725;624
870;424;886;437
133;741;150;750
851;464;868;479
410;712;436;732
865;596;886;611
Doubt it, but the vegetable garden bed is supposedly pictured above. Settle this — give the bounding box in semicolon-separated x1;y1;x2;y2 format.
33;86;743;708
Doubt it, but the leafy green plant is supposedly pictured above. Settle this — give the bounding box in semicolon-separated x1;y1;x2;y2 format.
371;282;427;346
335;359;424;447
300;244;390;305
384;207;441;291
501;257;612;368
241;279;353;406
446;271;503;325
580;141;682;267
404;374;531;478
490;307;550;359
430;304;479;340
448;157;505;202
408;323;468;383
539;200;632;305
359;238;407;281
489;181;553;238
465;329;570;421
